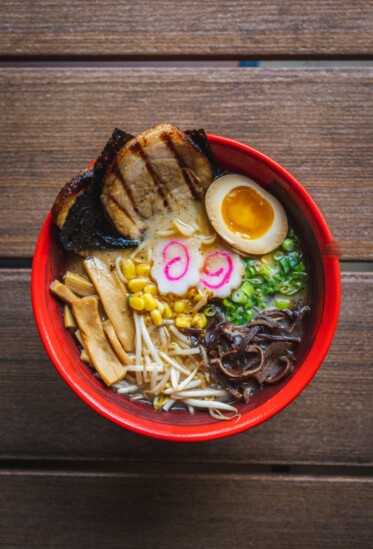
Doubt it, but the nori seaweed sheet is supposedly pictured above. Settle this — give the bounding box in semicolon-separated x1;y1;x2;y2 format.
185;128;223;178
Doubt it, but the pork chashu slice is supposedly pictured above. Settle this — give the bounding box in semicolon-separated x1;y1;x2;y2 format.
100;124;214;240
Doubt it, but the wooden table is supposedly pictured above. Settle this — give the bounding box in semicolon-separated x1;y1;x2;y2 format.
1;2;372;547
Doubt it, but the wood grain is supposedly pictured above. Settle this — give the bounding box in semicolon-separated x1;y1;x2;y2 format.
1;1;372;58
1;270;372;465
0;68;372;259
0;471;371;548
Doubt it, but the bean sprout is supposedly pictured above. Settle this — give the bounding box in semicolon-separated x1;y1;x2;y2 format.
191;294;208;313
171;388;229;399
163;398;176;411
209;409;241;421
183;399;237;412
139;315;162;364
134;313;143;385
115;257;127;285
156;229;177;237
169;347;201;356
116;385;139;394
159;351;191;376
169;325;192;345
173;218;196;236
152;370;171;395
126;365;163;372
130;240;148;260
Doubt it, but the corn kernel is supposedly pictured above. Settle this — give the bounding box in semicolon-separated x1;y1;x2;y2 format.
192;313;207;329
155;299;165;314
175;314;192;328
151;309;163;327
127;277;149;293
121;258;136;280
144;282;158;295
143;292;157;311
136;263;151;277
193;289;205;302
129;295;145;311
173;299;187;313
163;302;173;319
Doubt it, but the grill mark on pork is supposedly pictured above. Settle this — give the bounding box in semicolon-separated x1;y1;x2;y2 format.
161;133;200;200
108;194;140;229
111;161;144;218
130;140;169;208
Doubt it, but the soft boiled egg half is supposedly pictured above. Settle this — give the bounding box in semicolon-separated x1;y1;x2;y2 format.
205;174;288;255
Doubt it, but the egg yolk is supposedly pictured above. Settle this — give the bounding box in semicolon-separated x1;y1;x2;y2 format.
221;186;274;239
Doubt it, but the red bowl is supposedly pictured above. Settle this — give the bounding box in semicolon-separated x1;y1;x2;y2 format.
31;135;341;441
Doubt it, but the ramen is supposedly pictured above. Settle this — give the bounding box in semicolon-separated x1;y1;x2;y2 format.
50;124;309;420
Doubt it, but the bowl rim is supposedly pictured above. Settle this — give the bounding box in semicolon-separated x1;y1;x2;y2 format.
31;134;341;442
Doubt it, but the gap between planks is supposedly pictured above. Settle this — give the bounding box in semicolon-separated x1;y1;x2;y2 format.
1;55;373;63
0;459;372;478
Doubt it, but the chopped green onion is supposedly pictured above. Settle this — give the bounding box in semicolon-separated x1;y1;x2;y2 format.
295;262;306;272
263;283;275;295
274;251;284;261
286;285;304;296
231;289;247;304
292;272;307;279
261;265;272;279
228;310;246;325
287;251;300;269
241;281;255;298
245;310;255;322
204;305;217;317
275;298;291;310
279;257;290;274
223;226;307;326
253;261;264;274
282;238;295;252
249;278;262;286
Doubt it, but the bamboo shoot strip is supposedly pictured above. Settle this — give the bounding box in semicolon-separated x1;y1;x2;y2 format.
64;305;76;329
72;297;127;386
75;330;84;346
80;350;90;363
65;271;95;296
103;320;133;365
50;279;79;305
84;257;135;352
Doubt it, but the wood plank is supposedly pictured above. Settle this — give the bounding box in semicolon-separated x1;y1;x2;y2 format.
0;471;371;548
1;1;372;58
0;270;372;465
0;68;372;259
